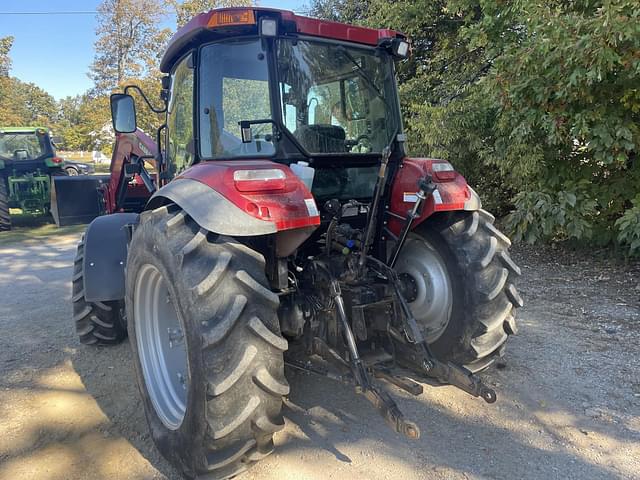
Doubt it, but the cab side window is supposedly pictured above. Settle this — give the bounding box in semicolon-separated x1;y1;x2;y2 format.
167;54;194;177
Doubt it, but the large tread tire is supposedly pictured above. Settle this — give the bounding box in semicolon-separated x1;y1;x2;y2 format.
72;237;127;345
0;176;11;232
414;209;522;372
126;206;288;480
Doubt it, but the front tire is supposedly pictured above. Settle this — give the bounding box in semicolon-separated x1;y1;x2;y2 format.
72;237;127;345
395;210;522;372
0;176;11;231
126;206;288;479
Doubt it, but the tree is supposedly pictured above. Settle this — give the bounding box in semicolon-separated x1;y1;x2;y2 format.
0;36;13;77
473;1;639;247
90;0;171;93
0;79;58;127
173;0;253;28
308;0;367;23
310;0;640;254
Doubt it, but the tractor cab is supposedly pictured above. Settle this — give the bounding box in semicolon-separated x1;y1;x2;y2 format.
0;127;66;230
111;7;409;201
0;127;64;175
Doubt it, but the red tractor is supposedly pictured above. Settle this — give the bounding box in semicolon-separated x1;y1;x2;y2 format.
71;8;522;479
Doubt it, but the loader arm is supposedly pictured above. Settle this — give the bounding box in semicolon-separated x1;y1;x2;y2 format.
104;129;158;214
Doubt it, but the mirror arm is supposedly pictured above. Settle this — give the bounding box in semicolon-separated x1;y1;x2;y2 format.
155;123;167;169
124;85;167;114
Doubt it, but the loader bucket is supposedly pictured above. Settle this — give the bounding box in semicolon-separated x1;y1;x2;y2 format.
51;175;110;226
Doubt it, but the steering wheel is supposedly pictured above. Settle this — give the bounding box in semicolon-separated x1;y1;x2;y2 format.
345;134;371;153
13;149;29;160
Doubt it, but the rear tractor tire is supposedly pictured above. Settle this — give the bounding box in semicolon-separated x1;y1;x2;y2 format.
72;237;127;345
126;206;288;479
0;176;11;232
395;209;523;372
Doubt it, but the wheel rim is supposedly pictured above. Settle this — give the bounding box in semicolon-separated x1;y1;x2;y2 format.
66;168;78;176
134;264;188;430
394;235;453;343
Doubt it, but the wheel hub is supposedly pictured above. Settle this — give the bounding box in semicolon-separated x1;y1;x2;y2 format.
134;264;189;430
393;236;453;343
398;273;419;303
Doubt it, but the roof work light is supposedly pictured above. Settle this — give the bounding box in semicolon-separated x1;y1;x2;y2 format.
260;18;278;36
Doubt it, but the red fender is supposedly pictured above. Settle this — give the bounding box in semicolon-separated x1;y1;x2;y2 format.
177;160;320;232
388;158;477;236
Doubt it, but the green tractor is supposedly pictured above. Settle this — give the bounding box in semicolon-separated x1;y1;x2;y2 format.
0;127;67;231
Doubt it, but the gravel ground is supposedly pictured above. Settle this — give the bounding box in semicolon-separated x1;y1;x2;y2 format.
0;232;638;480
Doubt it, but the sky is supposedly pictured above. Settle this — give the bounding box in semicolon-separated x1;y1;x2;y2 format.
0;0;307;100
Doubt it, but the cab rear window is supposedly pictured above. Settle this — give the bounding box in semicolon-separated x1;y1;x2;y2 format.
0;132;48;161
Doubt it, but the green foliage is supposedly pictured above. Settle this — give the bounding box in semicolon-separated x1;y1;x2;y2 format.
309;0;369;23
615;195;640;256
57;94;112;151
484;0;639;169
0;77;58;126
506;182;598;244
310;0;640;255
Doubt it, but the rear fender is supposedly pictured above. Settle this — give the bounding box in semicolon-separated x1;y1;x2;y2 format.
388;158;480;236
147;161;320;238
148;178;278;236
82;213;139;303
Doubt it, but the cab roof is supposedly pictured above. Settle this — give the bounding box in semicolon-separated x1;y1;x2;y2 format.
160;7;405;73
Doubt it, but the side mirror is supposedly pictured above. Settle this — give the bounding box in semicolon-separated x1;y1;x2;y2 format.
239;121;252;143
110;93;137;133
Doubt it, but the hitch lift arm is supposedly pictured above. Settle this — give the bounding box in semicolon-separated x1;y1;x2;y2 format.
311;261;420;439
370;257;497;404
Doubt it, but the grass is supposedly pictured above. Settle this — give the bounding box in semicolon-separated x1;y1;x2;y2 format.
94;163;110;174
0;224;85;245
0;215;85;246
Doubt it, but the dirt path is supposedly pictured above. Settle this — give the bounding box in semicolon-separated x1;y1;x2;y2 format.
0;233;638;480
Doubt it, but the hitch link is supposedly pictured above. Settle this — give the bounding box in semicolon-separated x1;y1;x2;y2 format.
371;257;498;404
403;300;496;402
395;279;496;403
328;276;421;439
426;360;496;403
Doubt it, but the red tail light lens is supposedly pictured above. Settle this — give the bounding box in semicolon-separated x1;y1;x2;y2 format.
431;161;456;181
52;156;63;164
233;169;286;192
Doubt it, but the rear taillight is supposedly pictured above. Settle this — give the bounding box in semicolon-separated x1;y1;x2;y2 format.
431;161;456;181
233;169;286;192
52;156;63;164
